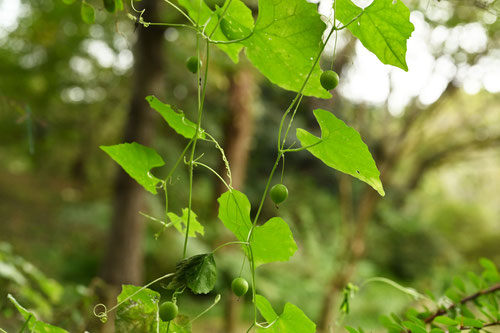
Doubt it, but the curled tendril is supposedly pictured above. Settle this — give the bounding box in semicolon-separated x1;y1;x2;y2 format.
93;303;108;323
256;318;278;329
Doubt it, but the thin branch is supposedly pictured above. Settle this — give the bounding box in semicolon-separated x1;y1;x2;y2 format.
424;283;500;324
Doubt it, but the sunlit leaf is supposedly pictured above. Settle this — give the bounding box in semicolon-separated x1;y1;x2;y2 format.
168;208;204;238
100;142;165;194
335;0;414;71
297;109;384;196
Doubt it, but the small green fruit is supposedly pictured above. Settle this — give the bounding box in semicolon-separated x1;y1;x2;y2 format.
159;301;178;322
232;277;249;297
186;56;202;74
270;184;288;205
320;70;339;90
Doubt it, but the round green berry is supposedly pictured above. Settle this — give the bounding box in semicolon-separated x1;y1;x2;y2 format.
231;277;249;297
186;56;202;74
320;70;339;90
159;301;178;322
270;184;288;205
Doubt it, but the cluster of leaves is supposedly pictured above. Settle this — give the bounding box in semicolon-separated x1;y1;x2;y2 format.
92;0;416;330
345;259;500;333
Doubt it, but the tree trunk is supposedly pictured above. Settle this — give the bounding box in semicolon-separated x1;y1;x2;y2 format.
91;1;165;330
220;68;256;333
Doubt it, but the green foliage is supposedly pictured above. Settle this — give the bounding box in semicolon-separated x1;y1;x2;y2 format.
255;294;316;332
102;0;116;13
115;285;160;331
242;0;330;98
168;208;205;238
80;2;95;24
297;109;384;196
335;0;414;71
217;190;297;266
178;0;254;63
147;96;205;140
167;254;217;294
8;294;68;333
100;142;165;194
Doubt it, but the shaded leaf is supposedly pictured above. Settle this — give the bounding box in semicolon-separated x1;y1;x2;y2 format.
168;208;204;238
167;254;217;294
255;294;316;333
115;285;160;332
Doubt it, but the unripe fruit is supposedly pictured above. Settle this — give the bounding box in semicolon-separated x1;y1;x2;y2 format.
231;277;249;297
320;70;339;90
270;184;288;205
159;301;178;322
186;56;202;74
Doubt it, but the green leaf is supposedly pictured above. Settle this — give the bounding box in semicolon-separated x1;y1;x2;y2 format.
100;142;165;194
178;0;254;63
62;0;76;4
8;294;68;333
146;96;205;139
116;285;160;332
115;0;124;11
81;2;95;24
453;276;466;293
430;329;445;333
242;0;330;98
462;318;483;328
168;208;205;238
480;257;500;282
167;254;217;294
217;190;298;266
296;109;384;196
255;294;316;333
251;217;298;266
345;326;361;333
335;0;414;71
161;315;192;333
402;321;427;333
434;316;459;326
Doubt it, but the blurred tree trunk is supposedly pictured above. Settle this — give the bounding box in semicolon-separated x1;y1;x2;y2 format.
219;68;256;333
91;0;165;330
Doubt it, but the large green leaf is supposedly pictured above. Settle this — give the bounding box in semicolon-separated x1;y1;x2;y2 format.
100;142;165;194
178;0;254;63
242;0;330;98
255;294;316;333
251;217;298;267
335;0;414;71
167;254;217;294
146;96;205;139
80;2;95;24
115;285;160;332
217;190;297;266
296;109;384;196
168;208;205;238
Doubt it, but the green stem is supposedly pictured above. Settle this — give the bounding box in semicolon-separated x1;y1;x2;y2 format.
193;161;232;192
212;241;249;253
18;314;32;333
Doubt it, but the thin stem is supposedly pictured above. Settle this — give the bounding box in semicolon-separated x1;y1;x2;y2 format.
18;314;32;333
208;31;254;44
281;139;323;153
163;0;196;26
337;11;364;31
212;241;249;253
141;21;198;31
189;294;221;323
193;161;232;192
208;0;234;39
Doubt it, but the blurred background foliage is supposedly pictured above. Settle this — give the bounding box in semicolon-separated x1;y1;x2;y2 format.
0;0;499;332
